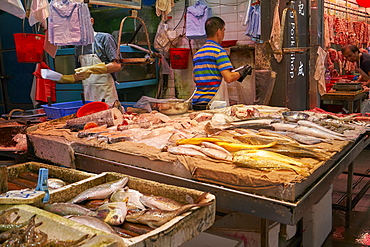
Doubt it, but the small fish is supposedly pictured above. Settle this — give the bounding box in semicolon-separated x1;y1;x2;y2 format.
69;177;129;204
48;178;67;190
65;215;116;234
140;195;183;211
43;203;96;217
110;187;146;210
96;202;128;226
125;202;211;228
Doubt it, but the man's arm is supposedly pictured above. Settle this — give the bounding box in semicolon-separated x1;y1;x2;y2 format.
220;69;242;83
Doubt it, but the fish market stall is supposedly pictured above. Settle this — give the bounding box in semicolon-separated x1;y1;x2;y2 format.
0;162;216;246
26;104;370;244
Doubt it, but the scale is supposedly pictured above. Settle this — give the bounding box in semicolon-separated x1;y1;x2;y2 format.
333;82;362;91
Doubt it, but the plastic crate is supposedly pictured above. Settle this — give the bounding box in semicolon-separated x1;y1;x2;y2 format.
41;100;92;119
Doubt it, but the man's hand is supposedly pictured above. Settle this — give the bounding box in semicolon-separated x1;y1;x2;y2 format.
363;86;370;93
58;75;76;83
75;63;107;74
235;64;252;82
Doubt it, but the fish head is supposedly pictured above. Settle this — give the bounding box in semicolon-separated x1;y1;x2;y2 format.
96;208;125;226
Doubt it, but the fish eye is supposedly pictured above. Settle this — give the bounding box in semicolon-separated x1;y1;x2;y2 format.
113;215;118;219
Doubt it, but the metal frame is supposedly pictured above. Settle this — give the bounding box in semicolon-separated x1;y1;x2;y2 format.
74;134;370;227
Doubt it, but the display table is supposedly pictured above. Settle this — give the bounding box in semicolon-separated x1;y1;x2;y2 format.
69;134;370;246
320;91;367;113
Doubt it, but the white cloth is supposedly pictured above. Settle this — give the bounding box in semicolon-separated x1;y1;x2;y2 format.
28;0;50;28
314;46;328;96
41;69;62;81
79;53;118;103
269;2;282;62
155;0;174;20
0;0;26;19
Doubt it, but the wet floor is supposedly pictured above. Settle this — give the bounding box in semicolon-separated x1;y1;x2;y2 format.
322;147;370;247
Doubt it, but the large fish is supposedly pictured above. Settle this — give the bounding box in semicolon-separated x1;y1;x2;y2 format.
43;203;96;217
264;143;329;160
297;120;345;137
65;215;116;234
233;154;310;177
272;123;346;140
110;187;145;210
69;177;129;204
139;195;184;211
96;202;128;226
179;144;233;161
234;149;306;167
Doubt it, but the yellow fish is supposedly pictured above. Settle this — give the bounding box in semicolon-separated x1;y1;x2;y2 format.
233;155;310;177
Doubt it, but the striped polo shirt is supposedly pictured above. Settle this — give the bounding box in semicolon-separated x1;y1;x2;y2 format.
192;40;233;105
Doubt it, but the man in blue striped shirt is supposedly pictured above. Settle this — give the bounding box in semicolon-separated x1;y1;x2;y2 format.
192;17;250;109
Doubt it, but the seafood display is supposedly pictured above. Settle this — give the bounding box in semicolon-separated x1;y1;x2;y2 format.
29;104;369;189
42;177;213;239
0;208;98;246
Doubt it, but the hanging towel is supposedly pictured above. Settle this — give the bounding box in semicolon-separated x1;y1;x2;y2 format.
155;0;174;21
186;1;211;40
0;0;26;19
28;0;50;28
269;3;282;63
245;4;261;39
314;46;327;96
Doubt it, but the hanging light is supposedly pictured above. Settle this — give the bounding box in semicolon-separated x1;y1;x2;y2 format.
356;0;370;8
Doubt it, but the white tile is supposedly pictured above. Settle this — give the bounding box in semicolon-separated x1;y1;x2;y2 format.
220;5;237;15
222;13;238;24
224;32;238;40
211;6;221;16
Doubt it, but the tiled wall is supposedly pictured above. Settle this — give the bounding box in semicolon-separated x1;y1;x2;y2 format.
167;0;255;45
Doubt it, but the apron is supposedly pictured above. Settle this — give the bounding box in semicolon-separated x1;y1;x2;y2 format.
79;44;118;103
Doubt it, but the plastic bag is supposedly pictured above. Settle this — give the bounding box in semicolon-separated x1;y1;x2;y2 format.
154;20;171;57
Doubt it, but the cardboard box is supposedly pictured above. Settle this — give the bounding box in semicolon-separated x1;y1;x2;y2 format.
302;185;333;247
208;212;296;247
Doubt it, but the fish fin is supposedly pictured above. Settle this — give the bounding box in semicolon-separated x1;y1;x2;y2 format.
195;192;210;204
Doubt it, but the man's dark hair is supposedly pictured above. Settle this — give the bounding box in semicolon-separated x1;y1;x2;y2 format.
342;44;359;53
205;17;225;38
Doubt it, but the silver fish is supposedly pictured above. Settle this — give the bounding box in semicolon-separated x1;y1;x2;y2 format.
96;202;127;226
139;195;183;211
43;203;96;217
297;120;345;137
65;215;116;234
272;123;346;140
48;178;66;190
167;146;208;158
110;187;146;210
69;177;129;204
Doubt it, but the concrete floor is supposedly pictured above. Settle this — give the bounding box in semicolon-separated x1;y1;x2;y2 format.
322;147;370;247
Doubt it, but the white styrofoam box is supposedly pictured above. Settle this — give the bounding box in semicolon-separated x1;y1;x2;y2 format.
209;212;296;247
302;185;333;247
180;231;243;247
